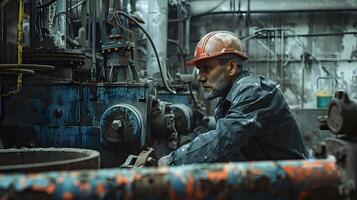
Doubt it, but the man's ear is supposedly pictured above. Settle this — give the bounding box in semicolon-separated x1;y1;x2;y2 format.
227;60;238;76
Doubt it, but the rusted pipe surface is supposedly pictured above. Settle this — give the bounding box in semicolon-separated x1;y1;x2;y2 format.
0;159;341;200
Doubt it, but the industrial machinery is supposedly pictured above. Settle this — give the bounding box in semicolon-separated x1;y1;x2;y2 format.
0;0;190;167
315;91;357;198
2;1;357;199
1;91;357;199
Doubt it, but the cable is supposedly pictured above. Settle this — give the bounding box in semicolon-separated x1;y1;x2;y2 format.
167;39;185;56
114;11;176;94
167;39;199;106
167;39;186;78
188;82;199;107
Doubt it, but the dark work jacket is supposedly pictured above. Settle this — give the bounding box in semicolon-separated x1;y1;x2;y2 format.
166;69;308;165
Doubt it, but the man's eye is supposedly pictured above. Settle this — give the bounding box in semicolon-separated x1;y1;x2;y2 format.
202;66;211;73
197;65;212;73
207;67;215;73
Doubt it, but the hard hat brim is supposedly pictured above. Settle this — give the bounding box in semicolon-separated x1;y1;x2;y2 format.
185;52;248;66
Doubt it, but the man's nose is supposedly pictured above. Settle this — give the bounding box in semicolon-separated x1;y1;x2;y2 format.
197;73;207;83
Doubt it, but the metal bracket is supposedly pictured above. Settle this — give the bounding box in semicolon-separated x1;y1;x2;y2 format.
121;148;156;168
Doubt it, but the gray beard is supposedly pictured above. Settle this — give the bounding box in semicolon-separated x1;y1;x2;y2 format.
204;76;231;100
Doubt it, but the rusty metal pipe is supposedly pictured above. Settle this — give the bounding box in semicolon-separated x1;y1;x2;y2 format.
0;159;342;199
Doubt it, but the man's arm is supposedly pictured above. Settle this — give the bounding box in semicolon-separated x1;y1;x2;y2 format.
161;83;278;166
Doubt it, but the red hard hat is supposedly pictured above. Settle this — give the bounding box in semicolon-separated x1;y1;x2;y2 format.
185;31;248;66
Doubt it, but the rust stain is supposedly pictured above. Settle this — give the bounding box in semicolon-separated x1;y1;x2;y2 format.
297;191;310;200
133;174;142;181
30;184;43;191
0;160;343;199
96;182;105;195
45;184;56;194
115;176;129;185
207;168;228;181
62;192;74;200
57;176;64;184
195;181;210;200
76;182;91;191
283;161;340;184
247;168;263;176
282;166;307;183
19;176;26;188
28;174;39;179
168;183;177;200
301;161;337;172
31;183;56;194
185;175;195;197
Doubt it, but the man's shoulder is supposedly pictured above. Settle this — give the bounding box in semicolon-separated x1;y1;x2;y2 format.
226;75;278;102
238;75;277;88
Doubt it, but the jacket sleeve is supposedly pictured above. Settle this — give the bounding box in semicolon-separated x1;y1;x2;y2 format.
166;83;279;165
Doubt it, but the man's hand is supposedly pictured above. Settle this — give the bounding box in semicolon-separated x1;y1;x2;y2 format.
158;155;169;167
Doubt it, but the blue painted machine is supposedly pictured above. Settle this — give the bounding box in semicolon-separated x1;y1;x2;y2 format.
0;78;155;167
0;0;178;167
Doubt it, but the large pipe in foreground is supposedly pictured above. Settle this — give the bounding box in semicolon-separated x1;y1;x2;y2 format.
0;159;342;199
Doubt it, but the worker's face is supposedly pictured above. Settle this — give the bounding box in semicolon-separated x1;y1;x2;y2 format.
196;59;239;100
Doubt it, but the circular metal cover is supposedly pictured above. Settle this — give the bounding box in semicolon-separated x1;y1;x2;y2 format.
0;148;100;173
170;104;193;135
23;48;85;68
100;104;143;146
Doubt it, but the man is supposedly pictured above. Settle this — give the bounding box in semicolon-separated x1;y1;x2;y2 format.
159;31;308;166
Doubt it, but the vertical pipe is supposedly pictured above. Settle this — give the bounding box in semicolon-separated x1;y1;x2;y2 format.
280;30;284;89
122;0;128;12
0;7;2;42
0;77;2;118
16;0;24;94
238;0;242;36
17;0;23;65
301;54;305;109
231;0;235;29
3;6;7;63
79;0;86;48
245;0;250;54
184;16;190;54
29;0;36;47
178;4;184;58
268;45;270;76
91;0;96;81
146;0;168;79
0;6;4;63
108;0;115;20
122;0;129;39
55;0;67;48
130;0;137;12
274;30;277;80
65;0;69;44
246;0;250;27
62;0;67;48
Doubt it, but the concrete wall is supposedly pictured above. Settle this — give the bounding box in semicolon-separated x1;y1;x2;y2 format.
188;0;357;108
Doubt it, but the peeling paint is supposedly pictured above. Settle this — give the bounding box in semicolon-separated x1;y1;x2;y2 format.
0;160;342;200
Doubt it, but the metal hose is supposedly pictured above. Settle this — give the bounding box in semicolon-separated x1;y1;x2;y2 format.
114;11;176;94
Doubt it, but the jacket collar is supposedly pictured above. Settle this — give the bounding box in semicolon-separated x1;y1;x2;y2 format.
224;67;252;102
